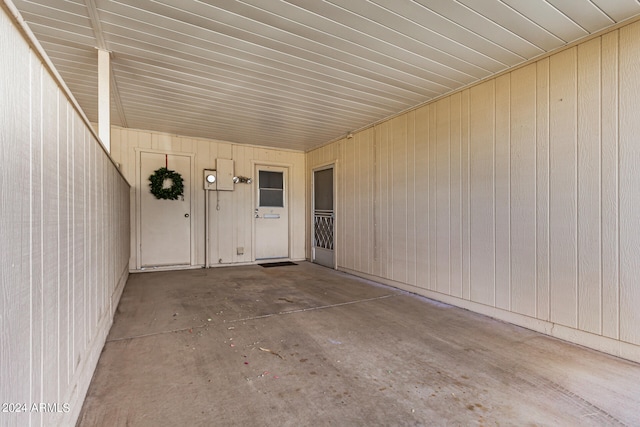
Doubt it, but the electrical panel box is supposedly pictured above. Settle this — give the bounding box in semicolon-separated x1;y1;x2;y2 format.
216;158;234;191
203;169;217;191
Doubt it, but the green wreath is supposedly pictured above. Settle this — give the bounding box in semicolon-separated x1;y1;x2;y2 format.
149;167;184;200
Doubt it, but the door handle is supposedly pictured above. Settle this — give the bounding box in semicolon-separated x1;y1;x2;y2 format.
184;213;190;218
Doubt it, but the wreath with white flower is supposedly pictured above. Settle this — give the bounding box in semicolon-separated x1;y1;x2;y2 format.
149;167;184;200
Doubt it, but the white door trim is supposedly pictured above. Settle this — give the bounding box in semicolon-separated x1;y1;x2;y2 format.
135;148;196;270
251;160;293;262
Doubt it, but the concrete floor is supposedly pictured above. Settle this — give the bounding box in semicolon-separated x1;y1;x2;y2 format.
78;262;640;426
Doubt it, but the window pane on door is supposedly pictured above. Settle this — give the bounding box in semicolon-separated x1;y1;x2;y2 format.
259;171;283;189
314;168;333;211
259;171;284;207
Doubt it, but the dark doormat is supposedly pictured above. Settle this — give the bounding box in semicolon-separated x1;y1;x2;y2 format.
259;261;298;268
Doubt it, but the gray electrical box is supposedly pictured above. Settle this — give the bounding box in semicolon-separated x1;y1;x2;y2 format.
216;158;234;191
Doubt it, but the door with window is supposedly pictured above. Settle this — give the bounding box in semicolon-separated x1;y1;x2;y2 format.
312;166;335;268
254;165;289;259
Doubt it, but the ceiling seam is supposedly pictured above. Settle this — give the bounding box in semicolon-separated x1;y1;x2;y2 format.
541;0;590;35
498;0;574;44
451;0;555;52
404;0;526;63
586;0;616;26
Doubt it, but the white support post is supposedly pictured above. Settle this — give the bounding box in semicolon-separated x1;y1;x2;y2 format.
98;48;110;151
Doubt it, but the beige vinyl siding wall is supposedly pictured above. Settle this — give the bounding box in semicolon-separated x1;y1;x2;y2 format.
111;128;306;269
0;5;130;426
307;20;640;363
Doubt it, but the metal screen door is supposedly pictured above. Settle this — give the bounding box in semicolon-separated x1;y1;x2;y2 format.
313;167;334;268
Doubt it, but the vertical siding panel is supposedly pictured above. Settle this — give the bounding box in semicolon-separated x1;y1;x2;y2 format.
380;123;390;278
462;90;471;300
415;106;430;289
436;98;451;294
241;147;252;262
217;178;233;263
344;135;356;268
245;147;255;261
619;21;640;345
495;74;511;310
138;130;152;150
392;116;408;283
338;140;346;268
0;34;23;417
601;30;620;339
86;128;93;340
291;152;306;260
407;112;417;286
30;58;45;423
59;101;70;390
428;105;437;290
42;76;60;403
354;135;361;269
351;139;359;268
209;143;219;265
510;64;538;317
549;47;579;328
128;130;138;269
469;81;496;306
0;14;33;412
372;129;380;276
232;146;242;262
198;139;211;265
577;38;603;334
194;138;204;265
450;93;463;298
536;58;551;321
74;114;87;371
69;106;77;381
181;137;194;153
358;133;367;272
364;129;374;275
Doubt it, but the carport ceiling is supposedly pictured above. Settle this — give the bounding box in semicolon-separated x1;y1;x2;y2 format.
12;0;640;151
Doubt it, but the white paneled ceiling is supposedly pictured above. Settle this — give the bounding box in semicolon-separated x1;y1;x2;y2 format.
11;0;640;151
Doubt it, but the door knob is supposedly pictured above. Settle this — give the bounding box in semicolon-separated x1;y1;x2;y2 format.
184;213;190;218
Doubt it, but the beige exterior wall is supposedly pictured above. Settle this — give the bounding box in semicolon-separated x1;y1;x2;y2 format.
111;127;306;270
307;21;640;363
0;5;130;426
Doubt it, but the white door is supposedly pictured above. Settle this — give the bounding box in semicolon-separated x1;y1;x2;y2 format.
255;165;289;260
140;152;191;267
312;167;335;268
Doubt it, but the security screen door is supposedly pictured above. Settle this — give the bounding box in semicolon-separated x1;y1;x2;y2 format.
313;167;334;268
